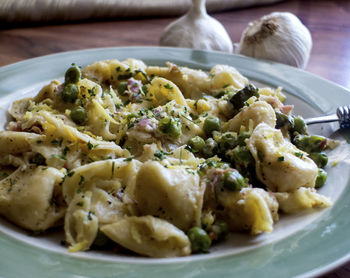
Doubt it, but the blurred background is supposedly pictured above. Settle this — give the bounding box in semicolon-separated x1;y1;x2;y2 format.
0;0;349;90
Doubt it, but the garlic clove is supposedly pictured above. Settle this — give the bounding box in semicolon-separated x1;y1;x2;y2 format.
236;12;312;69
160;0;233;53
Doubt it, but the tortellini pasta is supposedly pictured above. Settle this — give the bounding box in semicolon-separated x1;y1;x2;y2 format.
223;101;276;133
0;58;337;258
274;187;331;213
64;191;99;252
247;123;318;192
133;161;204;230
101;216;191;257
0;166;65;231
216;188;279;235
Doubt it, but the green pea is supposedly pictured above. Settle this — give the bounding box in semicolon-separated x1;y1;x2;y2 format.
293;135;327;153
62;84;79;103
292;116;307;135
70;106;87;125
210;220;229;241
315;168;327;188
231;145;254;165
117;81;128;95
308;135;327;152
158;117;182;138
275;111;293;129
309;152;328;168
187;227;211;253
219;132;237;150
202;138;218;158
188;136;205;152
237;131;250;146
65;65;81;84
223;170;248;191
203;116;221;136
31;153;46;165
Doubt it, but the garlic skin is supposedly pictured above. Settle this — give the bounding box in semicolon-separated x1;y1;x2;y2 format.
160;0;233;53
236;12;312;69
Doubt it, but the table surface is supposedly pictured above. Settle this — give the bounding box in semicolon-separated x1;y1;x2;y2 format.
0;0;350;277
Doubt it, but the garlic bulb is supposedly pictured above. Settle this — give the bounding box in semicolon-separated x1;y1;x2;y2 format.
236;12;312;68
159;0;233;53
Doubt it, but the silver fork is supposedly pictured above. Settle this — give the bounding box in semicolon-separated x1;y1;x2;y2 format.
305;105;350;128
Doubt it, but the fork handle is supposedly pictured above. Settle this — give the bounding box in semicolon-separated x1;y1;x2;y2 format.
304;114;339;125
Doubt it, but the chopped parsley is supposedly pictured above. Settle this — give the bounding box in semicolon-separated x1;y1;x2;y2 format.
124;156;134;162
295;152;304;158
63;146;70;156
87;141;98;150
111;161;115;178
87;211;94;221
154;150;171;160
51;154;66;160
277;156;284;162
88;87;96;96
87;141;94;150
142;85;149;94
79;175;85;185
164;83;173;90
185;168;196;175
180;114;197;124
51;137;63;146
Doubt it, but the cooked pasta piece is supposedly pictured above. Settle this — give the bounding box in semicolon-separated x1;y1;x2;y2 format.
101;216;191;257
214;187;278;234
209;64;248;91
146;62;211;99
274;187;331;213
0;131;43;154
223;101;276;133
0;166;65;231
64;191;98;252
62;158;141;204
133;161;204;230
247;123;318;192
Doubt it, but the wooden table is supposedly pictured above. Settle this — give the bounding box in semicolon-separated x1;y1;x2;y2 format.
0;0;349;276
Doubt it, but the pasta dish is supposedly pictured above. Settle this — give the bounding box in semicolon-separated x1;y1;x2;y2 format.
0;58;336;257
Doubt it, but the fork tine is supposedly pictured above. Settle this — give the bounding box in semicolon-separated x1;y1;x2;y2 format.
338;105;350;128
346;106;350;128
337;106;344;124
344;106;348;123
